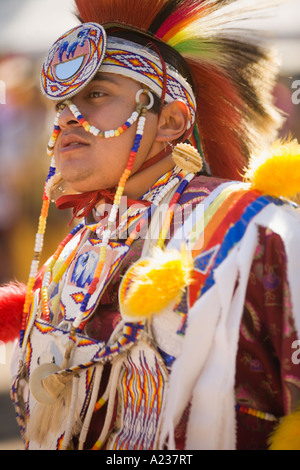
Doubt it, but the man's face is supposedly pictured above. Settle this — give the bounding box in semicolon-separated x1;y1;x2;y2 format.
54;72;160;193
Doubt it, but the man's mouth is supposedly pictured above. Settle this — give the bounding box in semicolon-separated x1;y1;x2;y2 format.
60;134;90;152
65;141;84;147
61;142;89;152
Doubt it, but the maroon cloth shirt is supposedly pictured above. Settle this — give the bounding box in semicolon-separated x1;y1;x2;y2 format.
81;176;300;450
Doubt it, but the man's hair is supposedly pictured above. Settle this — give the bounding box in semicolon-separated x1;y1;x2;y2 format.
75;0;283;181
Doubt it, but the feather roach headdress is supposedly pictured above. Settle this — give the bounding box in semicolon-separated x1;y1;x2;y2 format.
74;0;283;180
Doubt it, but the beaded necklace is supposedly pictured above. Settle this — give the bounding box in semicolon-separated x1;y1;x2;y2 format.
23;168;193;419
40;168;192;333
20;87;194;365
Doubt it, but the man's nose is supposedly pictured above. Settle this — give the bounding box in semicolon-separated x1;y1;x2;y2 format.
57;103;80;129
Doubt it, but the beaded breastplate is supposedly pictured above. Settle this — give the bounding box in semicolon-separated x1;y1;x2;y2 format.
11;169;190;450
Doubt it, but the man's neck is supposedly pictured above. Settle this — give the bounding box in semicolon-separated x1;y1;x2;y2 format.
123;153;175;200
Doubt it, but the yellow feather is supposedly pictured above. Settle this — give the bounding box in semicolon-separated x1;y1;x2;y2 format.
119;247;194;320
268;410;300;450
244;139;300;199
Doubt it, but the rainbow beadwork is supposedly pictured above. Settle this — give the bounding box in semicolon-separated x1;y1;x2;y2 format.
65;98;143;139
235;404;278;423
41;23;107;100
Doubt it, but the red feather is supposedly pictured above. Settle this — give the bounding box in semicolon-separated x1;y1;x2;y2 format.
0;282;26;343
0;268;46;344
191;62;248;180
75;0;167;31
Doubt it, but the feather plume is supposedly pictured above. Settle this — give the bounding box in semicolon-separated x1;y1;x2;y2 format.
75;0;284;180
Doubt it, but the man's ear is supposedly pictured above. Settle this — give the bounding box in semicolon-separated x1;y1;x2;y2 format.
155;100;189;143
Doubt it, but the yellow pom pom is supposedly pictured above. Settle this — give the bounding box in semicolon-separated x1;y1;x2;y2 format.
268;410;300;450
119;247;194;321
245;138;300;199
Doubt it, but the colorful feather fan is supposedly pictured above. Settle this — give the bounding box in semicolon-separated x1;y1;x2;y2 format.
75;0;283;181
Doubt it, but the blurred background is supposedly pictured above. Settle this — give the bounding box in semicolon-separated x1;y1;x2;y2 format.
0;0;299;450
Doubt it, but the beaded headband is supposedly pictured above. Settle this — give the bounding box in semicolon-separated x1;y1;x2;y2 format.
41;22;196;126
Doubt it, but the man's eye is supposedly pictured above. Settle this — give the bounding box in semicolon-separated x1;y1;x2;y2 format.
90;91;105;99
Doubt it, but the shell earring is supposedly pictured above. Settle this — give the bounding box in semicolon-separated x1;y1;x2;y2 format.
172;142;203;173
